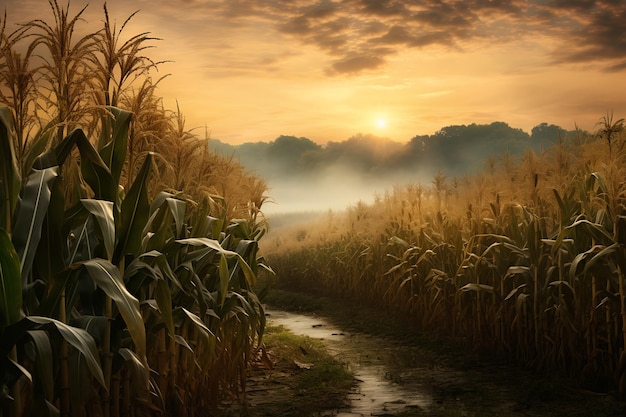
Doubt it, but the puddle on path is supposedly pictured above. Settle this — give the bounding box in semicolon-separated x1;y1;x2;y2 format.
265;309;432;416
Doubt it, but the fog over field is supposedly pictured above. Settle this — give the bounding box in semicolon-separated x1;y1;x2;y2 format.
210;121;582;214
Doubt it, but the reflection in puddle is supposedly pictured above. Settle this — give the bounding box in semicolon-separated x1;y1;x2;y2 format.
266;309;432;416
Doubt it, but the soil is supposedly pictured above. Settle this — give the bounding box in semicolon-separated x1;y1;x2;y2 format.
220;291;626;417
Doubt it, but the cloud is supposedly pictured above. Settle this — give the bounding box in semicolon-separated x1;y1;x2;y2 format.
257;0;626;74
547;3;626;69
236;0;524;74
329;54;385;74
357;0;410;17
6;0;626;77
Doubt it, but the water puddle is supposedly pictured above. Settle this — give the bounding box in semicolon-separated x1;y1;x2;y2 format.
265;309;432;416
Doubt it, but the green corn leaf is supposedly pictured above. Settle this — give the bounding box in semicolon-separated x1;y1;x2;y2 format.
99;107;131;186
233;254;257;288
176;237;237;257
81;199;115;261
0;229;23;326
219;253;229;306
32;128;114;202
113;152;152;264
82;259;147;370
0;106;21;232
148;191;173;215
5;357;32;387
69;344;92;410
583;243;618;275
118;348;150;399
166;197;186;238
21;121;55;175
28;316;106;389
174;307;215;362
74;131;116;202
33;175;66;285
566;219;613;245
143;200;174;251
67;217;97;265
36;267;78;318
70;315;109;347
25;330;54;401
177;309;215;369
12;167;59;282
154;278;175;337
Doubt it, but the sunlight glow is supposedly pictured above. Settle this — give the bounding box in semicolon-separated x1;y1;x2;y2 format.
376;118;387;128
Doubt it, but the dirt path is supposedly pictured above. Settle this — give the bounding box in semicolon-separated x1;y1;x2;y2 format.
244;307;626;417
266;309;431;415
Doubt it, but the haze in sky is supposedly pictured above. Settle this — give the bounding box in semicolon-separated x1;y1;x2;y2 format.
3;0;626;145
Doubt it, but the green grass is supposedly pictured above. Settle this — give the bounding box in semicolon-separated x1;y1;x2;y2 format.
265;325;353;393
227;324;354;417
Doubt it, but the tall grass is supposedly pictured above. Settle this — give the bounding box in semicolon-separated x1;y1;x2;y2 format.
266;125;626;396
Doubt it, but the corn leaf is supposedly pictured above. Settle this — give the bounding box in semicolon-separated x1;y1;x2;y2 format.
0;229;23;325
82;259;147;369
175;307;215;349
99;107;131;186
566;219;614;245
70;315;109;346
25;330;54;401
81;199;115;261
5;357;32;386
21;121;55;175
460;283;494;293
154;279;175;337
33;176;66;284
12;167;59;282
0;106;21;232
69;345;92;409
28;316;106;389
118;348;150;399
176;237;237;257
166;197;186;238
113;152;152;264
73;131;116;202
583;243;618;275
219;253;229;306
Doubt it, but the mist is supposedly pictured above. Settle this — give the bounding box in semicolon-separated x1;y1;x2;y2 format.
209;121;583;215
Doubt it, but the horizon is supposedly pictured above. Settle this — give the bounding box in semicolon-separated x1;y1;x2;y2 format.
4;0;626;145
208;119;581;146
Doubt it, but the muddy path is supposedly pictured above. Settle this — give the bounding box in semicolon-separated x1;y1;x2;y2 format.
252;306;625;417
266;309;431;416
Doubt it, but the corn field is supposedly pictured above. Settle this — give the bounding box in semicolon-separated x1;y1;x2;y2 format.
266;124;626;397
1;2;269;416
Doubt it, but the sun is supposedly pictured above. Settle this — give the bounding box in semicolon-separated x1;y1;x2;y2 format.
376;118;387;129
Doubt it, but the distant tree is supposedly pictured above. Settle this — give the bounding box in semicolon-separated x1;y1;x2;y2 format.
270;135;320;159
324;133;401;173
530;122;567;150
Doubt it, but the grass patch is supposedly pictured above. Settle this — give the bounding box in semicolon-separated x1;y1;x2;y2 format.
223;323;354;417
264;324;353;395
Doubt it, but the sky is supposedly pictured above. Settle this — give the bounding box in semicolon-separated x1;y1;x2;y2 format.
3;0;626;145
